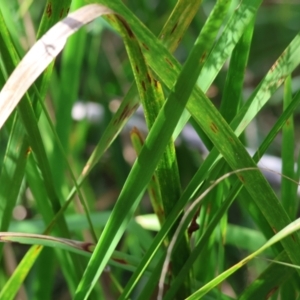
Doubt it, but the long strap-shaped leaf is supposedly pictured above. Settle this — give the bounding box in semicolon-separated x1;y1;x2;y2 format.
187;217;300;299
0;230;155;273
0;0;83;292
114;0;300;260
74;2;232;299
0;4;142;299
163;89;300;299
0;5;113;126
120;1;232;298
1;2;298;300
98;1;300;298
0;1;205;298
65;0;261;206
96;2;300;298
75;0;300;297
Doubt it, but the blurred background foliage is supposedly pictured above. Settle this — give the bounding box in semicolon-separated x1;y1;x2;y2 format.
1;0;300;299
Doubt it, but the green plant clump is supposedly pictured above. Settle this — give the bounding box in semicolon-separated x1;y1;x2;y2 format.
0;0;300;299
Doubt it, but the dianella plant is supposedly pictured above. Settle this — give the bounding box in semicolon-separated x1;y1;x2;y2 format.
0;0;300;299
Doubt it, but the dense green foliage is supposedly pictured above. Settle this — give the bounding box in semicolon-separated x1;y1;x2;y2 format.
0;0;300;299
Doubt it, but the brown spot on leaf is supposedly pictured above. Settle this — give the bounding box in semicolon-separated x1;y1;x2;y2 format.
142;43;149;50
277;76;285;87
116;15;134;38
170;22;178;34
59;9;64;19
46;3;52;18
131;103;139;112
270;60;279;73
158;208;165;216
35;245;42;252
123;104;137;122
265;287;278;299
106;15;114;21
210;122;218;133
141;81;146;91
165;58;173;68
131;126;143;143
153;79;159;88
119;104;130;121
207;203;211;215
135;65;139;74
238;175;245;184
177;37;182;45
200;52;207;63
151;174;157;183
146;72;152;83
149;188;158;202
25;147;32;156
82;242;95;252
114;103;139;126
272;227;277;234
113;258;127;265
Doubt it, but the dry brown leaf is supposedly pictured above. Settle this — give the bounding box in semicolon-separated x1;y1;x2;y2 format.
0;4;113;128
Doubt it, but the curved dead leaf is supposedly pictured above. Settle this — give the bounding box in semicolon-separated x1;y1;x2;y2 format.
0;4;113;129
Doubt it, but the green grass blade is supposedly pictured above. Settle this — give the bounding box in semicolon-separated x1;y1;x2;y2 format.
119;2;231;297
74;1;231;298
0;4;117;298
0;4;164;299
1;2;299;299
0;7;30;258
187;217;300;299
32;247;56;300
0;5;116;243
183;28;300;256
136;254;165;300
0;231;154;274
280;74;297;299
51;0;88;192
281;75;297;219
0;0;73;236
181;98;300;290
0;5;114;127
36;0;71;38
0;246;45;300
166;89;300;297
69;0;206;205
159;0;203;53
0;2;81;296
0;232;95;256
128;85;300;300
68;0;261;206
0;120;28;235
130;128;165;225
95;0;262;149
133;46;190;294
220;16;254;122
239;252;294;300
197;0;263;91
134;72;191;296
